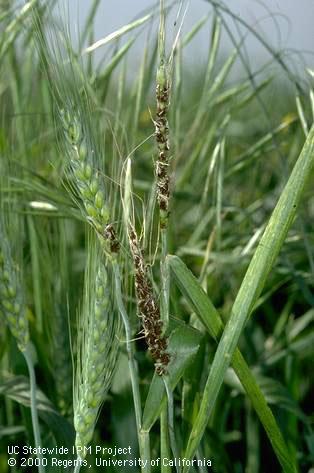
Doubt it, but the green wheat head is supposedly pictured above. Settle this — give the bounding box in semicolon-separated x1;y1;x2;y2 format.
0;166;29;352
74;236;121;457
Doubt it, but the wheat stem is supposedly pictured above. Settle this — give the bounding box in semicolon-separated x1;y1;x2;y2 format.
160;229;172;468
73;461;81;473
23;346;45;473
163;375;181;473
160;409;171;473
112;260;151;473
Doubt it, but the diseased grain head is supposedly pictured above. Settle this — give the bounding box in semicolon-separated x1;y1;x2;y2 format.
128;224;170;375
155;0;172;229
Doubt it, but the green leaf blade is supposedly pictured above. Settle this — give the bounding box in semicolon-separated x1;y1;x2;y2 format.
182;125;314;471
168;255;297;473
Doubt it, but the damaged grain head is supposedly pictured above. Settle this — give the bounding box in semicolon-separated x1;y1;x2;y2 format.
128;225;170;375
155;60;171;228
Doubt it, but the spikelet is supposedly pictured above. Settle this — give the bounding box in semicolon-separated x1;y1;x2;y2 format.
74;241;120;457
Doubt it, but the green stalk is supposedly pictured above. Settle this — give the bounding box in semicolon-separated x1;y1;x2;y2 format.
246;400;260;473
285;354;299;467
196;446;208;473
73;460;81;473
163;375;181;473
160;409;171;473
160;229;172;472
4;354;17;473
159;206;173;467
160;230;180;469
23;346;44;473
112;260;151;473
184;125;314;471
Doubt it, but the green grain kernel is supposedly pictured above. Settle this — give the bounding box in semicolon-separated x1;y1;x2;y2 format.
94;191;104;209
92;330;100;343
89;179;99;195
86;204;97;218
88;397;98;409
67;120;81;144
96;285;104;298
83;411;94;425
89;369;97;383
94;305;102;318
74;416;85;433
79;144;88;161
84;164;92;180
99;319;108;331
100;207;110;223
74;167;85;181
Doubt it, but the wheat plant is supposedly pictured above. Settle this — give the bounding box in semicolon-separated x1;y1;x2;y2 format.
0;1;313;473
